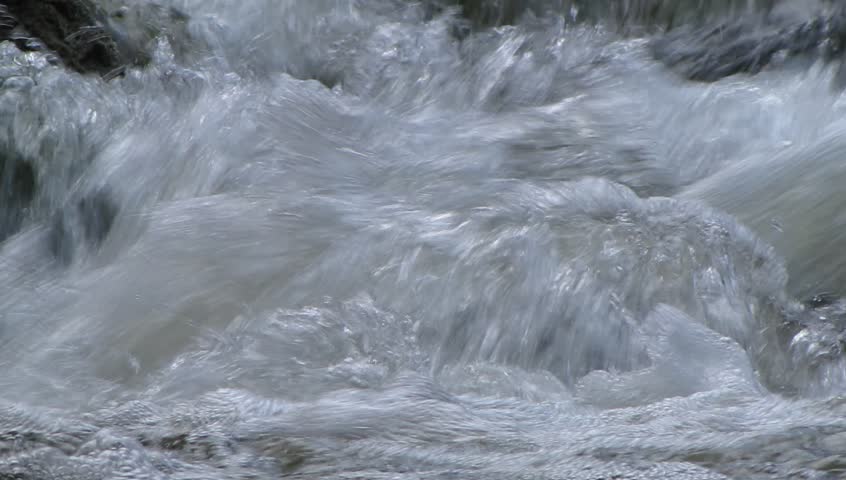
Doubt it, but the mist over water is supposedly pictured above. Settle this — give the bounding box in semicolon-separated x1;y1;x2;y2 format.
2;1;846;478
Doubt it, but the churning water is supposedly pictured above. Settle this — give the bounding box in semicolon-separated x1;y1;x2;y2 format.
2;0;846;478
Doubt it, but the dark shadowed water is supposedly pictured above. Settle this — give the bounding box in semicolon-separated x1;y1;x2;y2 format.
1;1;846;478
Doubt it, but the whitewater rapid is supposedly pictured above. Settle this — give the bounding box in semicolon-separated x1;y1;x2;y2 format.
1;1;846;478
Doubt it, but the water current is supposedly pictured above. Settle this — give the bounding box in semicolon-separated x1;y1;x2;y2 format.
2;0;846;478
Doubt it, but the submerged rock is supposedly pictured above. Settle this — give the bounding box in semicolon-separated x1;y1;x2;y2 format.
811;454;846;472
438;0;776;29
0;147;35;243
47;187;118;265
450;0;531;26
651;5;846;82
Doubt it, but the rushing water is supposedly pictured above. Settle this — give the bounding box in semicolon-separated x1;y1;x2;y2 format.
2;1;846;478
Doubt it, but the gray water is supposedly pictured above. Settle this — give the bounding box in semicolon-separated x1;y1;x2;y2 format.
2;1;846;478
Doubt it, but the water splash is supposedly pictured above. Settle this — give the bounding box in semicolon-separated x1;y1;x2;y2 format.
0;1;845;478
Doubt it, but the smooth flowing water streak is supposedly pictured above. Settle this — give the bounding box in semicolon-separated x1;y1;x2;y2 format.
1;0;846;478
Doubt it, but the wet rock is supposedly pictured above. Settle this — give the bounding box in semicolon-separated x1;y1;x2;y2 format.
0;4;16;38
570;0;778;33
451;0;529;26
651;6;846;82
0;148;35;243
78;188;117;248
811;454;846;472
47;187;118;265
805;292;838;309
3;0;127;78
1;0;194;79
48;213;75;266
652;21;790;82
437;0;776;29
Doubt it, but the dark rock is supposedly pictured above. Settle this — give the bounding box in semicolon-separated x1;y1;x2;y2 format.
159;433;189;451
47;212;73;266
47;186;118;265
452;0;528;26
0;1;195;77
0;4;16;38
0;148;35;243
3;0;127;78
651;21;793;82
805;292;837;309
811;454;846;472
77;187;116;248
434;0;776;30
651;6;846;82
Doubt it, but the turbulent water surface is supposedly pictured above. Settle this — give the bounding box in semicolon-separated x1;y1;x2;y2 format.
3;0;846;478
